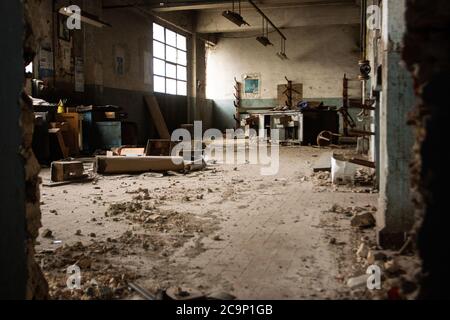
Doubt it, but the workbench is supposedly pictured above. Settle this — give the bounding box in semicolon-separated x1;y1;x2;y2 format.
243;108;339;145
245;110;303;144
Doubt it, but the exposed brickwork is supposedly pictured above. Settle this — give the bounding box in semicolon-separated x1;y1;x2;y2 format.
403;0;450;299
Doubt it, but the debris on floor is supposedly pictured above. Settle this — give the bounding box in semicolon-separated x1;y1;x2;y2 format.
350;212;376;229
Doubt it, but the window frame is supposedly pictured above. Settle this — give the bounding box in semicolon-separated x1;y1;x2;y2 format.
152;23;187;96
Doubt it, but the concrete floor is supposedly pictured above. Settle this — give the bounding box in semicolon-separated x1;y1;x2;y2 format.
37;146;377;299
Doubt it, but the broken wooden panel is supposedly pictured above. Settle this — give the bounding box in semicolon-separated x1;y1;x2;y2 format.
95;156;184;174
51;161;85;182
277;83;303;108
145;139;174;156
48;128;69;159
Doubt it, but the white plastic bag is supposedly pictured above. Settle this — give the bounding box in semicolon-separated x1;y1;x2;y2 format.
331;154;357;185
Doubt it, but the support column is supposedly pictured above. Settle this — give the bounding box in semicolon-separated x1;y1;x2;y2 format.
377;0;415;249
0;0;27;300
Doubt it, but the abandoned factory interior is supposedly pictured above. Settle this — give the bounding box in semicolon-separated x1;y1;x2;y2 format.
1;0;449;302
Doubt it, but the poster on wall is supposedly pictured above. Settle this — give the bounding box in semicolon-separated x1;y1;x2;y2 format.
38;47;54;78
60;40;72;71
243;73;261;98
114;46;125;75
74;57;85;92
58;15;71;42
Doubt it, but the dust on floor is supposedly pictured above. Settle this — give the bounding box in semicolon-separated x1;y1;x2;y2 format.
36;146;381;300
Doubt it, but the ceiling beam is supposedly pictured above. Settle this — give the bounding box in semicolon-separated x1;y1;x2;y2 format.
102;0;357;12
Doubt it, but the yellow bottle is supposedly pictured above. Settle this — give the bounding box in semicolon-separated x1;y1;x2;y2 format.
57;99;65;114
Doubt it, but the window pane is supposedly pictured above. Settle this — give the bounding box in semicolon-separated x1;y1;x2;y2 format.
177;65;187;81
177;81;187;96
153;41;165;59
154;76;165;93
177;34;186;50
166;29;176;47
166;78;177;95
166;46;177;63
153;58;165;76
153;23;164;42
177;50;187;66
166;63;176;79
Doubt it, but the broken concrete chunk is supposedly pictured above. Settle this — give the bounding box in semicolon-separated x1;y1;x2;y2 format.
330;204;345;214
42;228;53;238
207;291;236;300
165;287;205;301
367;251;388;265
351;212;376;228
357;243;370;259
384;259;400;273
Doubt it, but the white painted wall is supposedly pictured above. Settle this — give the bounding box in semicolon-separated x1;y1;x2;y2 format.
206;25;361;101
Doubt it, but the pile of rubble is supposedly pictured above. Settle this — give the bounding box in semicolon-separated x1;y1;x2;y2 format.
106;202;209;236
348;236;420;300
354;168;376;187
326;204;420;299
311;171;331;187
328;204;377;229
36;240;138;300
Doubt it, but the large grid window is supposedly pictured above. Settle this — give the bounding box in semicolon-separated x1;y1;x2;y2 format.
153;23;187;96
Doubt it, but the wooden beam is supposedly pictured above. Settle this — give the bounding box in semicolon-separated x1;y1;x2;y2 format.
95;156;185;174
144;95;171;140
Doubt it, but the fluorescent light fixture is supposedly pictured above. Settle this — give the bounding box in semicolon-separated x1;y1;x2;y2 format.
256;36;273;47
277;52;288;60
277;38;288;60
59;7;111;28
222;10;249;27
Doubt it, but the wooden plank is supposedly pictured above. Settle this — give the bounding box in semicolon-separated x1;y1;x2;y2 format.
95;156;184;174
349;158;376;169
56;113;82;155
144;95;170;139
118;147;145;156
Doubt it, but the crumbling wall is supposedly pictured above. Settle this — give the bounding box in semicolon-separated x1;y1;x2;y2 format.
23;0;49;299
403;0;450;299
